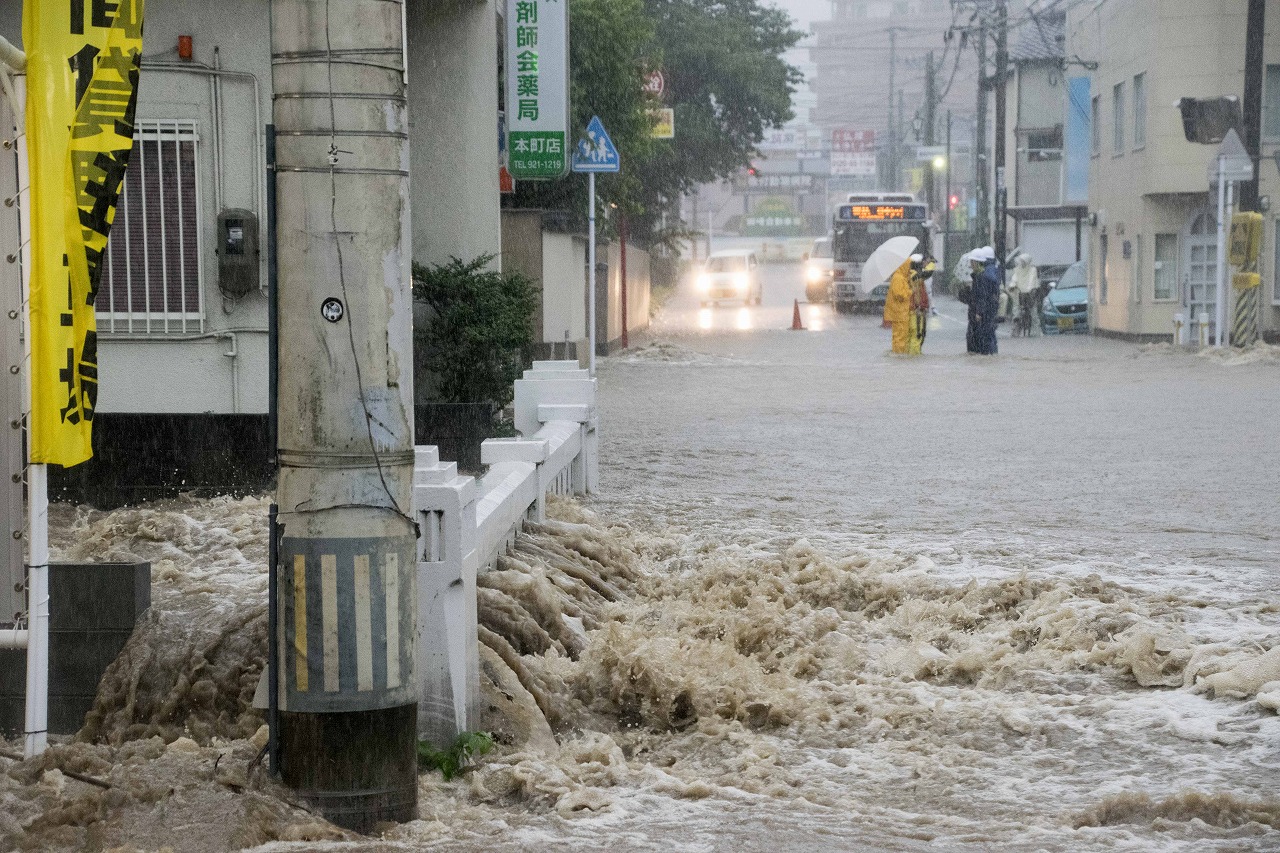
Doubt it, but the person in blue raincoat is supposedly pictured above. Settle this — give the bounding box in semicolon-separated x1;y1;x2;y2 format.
965;246;1001;355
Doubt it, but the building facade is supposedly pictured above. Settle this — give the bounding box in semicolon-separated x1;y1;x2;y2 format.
999;7;1087;271
809;0;972;192
1066;0;1279;341
0;0;503;421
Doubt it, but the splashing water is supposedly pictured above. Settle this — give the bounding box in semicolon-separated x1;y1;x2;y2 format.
2;488;1278;851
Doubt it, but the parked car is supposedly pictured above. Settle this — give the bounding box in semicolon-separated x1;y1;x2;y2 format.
1041;260;1089;334
697;249;762;307
803;237;834;304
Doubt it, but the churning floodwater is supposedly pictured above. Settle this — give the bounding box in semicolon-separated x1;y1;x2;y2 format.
3;288;1279;852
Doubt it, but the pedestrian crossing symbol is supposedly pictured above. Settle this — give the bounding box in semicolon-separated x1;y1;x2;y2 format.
571;116;621;173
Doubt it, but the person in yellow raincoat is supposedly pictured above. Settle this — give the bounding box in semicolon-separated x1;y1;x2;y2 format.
906;256;935;354
882;253;921;354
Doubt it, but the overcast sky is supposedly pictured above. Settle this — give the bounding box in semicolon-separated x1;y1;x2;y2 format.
773;0;830;34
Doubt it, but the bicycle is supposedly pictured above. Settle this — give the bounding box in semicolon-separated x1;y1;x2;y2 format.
1011;290;1037;337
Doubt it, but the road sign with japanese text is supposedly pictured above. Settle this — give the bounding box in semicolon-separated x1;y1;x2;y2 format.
831;128;876;177
506;0;569;179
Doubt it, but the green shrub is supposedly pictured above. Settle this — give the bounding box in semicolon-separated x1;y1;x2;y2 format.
412;255;537;408
416;731;494;780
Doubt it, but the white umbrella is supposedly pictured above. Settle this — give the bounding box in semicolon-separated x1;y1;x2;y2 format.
861;235;919;287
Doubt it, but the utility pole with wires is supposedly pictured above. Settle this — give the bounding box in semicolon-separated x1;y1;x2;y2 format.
923;50;938;215
270;0;419;833
1240;0;1265;212
886;28;898;191
973;12;989;245
993;0;1009;271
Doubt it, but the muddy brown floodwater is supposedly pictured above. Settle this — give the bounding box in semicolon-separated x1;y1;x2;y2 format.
3;305;1279;852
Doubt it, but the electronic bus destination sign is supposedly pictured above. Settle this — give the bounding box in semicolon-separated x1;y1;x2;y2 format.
838;203;928;222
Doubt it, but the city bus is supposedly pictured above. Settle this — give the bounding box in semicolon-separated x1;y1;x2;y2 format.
831;192;931;313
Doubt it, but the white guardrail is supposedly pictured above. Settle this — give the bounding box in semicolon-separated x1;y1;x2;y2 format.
412;360;598;743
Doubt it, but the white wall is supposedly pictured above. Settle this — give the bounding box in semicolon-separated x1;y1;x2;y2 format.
0;1;274;414
407;0;502;270
2;0;507;413
540;233;587;346
1020;221;1079;268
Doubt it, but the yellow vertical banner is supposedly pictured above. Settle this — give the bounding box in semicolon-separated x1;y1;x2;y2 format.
24;0;144;466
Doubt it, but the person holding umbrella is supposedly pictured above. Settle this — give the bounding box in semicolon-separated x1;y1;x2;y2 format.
966;246;1001;355
863;236;920;354
882;254;918;354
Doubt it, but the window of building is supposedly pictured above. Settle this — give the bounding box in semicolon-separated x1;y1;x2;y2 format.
1091;96;1100;156
1274;219;1280;303
1098;233;1109;304
1153;233;1177;301
1265;65;1280;140
1133;72;1146;149
1026;126;1063;161
1112;82;1124;154
1132;234;1143;303
99;120;203;334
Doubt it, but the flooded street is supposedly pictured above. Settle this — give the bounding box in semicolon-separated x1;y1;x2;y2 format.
5;260;1279;853
553;259;1280;851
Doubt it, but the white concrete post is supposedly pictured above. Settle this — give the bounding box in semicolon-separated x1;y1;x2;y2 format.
411;446;480;747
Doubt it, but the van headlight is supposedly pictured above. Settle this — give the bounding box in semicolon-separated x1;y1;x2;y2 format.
697;273;710;291
735;272;749;291
806;266;822;283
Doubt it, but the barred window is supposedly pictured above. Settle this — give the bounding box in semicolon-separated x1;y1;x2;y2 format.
99;120;203;334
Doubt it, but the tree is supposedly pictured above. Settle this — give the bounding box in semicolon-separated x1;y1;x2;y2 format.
505;0;801;243
634;0;803;236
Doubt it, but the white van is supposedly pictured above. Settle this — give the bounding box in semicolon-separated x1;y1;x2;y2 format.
803;237;834;304
696;249;762;307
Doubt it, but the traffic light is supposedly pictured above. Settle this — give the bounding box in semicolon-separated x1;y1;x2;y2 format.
746;165;758;177
949;194;959;210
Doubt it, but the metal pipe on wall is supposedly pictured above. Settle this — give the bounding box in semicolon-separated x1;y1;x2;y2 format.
141;60;267;287
270;0;418;832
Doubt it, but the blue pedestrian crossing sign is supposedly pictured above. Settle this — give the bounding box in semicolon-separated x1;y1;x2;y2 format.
571;116;621;173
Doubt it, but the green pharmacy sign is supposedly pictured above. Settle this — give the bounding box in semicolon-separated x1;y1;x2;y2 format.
506;0;569;179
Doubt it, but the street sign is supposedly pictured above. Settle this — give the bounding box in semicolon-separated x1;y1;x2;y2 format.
506;0;570;179
915;145;945;161
571;116;621;173
643;70;665;98
1208;128;1253;183
831;128;876;177
649;107;674;139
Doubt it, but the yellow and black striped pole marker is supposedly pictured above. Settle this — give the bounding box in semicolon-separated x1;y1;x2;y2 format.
1232;272;1261;347
1228;212;1263;348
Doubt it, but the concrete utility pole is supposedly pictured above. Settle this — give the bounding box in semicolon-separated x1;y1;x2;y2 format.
973;16;989;244
887;28;897;191
898;90;906;191
943;109;953;281
923;51;937;214
993;0;1008;269
271;0;419;832
1239;0;1265;212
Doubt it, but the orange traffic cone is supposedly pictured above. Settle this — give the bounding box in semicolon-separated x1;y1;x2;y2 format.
791;299;805;331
